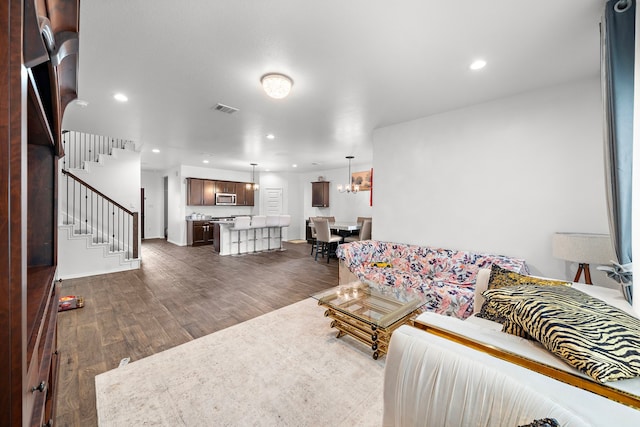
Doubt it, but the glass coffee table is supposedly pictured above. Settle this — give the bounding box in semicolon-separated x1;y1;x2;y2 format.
312;281;427;359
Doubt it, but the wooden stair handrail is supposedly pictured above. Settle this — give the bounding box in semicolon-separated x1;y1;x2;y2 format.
61;169;135;215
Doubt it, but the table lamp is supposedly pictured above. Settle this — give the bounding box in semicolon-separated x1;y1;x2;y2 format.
551;233;616;284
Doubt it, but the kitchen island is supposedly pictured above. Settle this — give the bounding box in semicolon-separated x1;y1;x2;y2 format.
215;218;285;255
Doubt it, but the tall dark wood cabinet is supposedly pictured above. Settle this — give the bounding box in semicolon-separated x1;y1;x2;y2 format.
0;1;80;426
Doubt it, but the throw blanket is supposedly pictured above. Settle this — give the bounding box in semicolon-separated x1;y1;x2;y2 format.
337;240;529;319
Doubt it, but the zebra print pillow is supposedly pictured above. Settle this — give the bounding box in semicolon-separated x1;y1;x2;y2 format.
476;265;570;338
482;284;640;383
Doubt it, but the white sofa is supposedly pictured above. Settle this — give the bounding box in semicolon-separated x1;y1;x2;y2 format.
383;270;640;426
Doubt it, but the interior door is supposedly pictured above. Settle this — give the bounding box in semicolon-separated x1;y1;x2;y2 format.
264;188;283;216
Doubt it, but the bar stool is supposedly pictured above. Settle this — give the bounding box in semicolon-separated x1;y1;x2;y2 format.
249;215;266;253
230;216;251;255
277;214;291;251
265;215;280;250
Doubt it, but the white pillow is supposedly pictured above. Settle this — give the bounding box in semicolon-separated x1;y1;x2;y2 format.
473;268;491;314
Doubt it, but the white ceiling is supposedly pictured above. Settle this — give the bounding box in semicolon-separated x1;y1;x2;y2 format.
62;0;604;174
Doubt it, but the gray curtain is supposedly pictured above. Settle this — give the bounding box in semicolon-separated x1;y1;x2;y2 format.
602;0;635;302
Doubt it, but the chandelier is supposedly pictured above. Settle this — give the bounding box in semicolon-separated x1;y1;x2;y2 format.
337;156;359;194
250;163;259;191
261;73;293;99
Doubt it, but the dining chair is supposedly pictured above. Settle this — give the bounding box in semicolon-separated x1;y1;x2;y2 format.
309;217;319;256
313;218;343;263
356;216;372;225
344;219;372;243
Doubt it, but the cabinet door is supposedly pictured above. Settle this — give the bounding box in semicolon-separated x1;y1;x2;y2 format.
192;222;206;245
203;180;215;205
204;223;214;244
187;179;204;205
215;181;235;194
311;182;329;207
236;184;246;205
244;185;255;206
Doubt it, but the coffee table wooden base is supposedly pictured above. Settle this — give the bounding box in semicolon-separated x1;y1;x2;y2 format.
321;305;419;359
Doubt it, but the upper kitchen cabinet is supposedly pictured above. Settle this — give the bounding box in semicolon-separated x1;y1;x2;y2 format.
203;180;215;205
187;178;216;206
215;181;236;194
311;181;330;207
187;178;204;205
236;183;255;206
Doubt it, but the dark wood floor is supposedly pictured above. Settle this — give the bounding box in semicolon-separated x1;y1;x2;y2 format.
55;239;338;427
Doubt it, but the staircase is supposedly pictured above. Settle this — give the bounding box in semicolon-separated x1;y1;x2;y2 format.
58;131;141;279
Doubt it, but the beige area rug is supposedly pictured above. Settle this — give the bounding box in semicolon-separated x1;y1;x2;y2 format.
95;298;385;426
287;239;308;244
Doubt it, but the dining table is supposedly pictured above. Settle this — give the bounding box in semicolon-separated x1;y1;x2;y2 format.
329;222;361;239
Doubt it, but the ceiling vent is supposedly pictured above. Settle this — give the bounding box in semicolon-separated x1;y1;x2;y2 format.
213;103;239;114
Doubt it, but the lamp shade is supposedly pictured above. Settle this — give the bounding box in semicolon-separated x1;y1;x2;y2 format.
552;233;616;265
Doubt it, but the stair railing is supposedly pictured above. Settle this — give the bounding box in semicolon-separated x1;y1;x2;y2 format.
61;169;139;259
62;130;133;170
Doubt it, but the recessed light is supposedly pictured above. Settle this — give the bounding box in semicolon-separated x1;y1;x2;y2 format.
470;59;487;70
114;93;128;102
266;134;275;140
203;160;209;164
152;149;160;153
292;164;297;168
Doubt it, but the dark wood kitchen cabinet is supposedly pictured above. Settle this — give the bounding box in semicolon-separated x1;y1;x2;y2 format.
187;179;216;206
236;183;255;206
215;181;236;194
203;180;216;205
311;181;330;207
1;1;80;426
187;178;204;205
187;221;214;246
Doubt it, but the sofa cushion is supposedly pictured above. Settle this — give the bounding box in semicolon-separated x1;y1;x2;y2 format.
482;284;640;383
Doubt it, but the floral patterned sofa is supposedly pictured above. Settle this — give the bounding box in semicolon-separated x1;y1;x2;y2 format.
335;240;529;319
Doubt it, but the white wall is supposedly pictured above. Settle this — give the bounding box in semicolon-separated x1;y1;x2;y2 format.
73;148;141;211
141;170;165;239
301;163;373;223
373;78;616;286
165;166;184;245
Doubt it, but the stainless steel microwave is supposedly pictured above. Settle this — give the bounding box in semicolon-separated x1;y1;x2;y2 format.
215;193;236;205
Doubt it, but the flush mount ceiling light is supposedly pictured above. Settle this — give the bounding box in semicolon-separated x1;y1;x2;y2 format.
261;73;293;99
266;134;275;140
470;59;487;70
113;93;128;102
152;148;160;153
